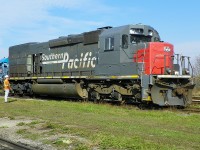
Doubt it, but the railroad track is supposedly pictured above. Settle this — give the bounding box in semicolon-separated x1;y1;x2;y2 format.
192;100;200;104
0;137;36;150
192;96;200;104
192;96;200;99
180;108;200;113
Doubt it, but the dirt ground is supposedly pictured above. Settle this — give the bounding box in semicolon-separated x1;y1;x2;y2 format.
0;117;57;150
0;117;96;150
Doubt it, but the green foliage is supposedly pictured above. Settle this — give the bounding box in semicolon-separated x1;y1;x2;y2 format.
43;122;58;129
28;120;41;125
16;129;27;134
0;126;8;128
17;122;26;126
16;128;40;140
51;136;91;149
8;116;15;120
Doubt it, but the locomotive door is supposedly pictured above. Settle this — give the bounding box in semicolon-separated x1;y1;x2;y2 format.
33;53;42;75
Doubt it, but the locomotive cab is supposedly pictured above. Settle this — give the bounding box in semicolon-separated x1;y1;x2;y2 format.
128;25;194;106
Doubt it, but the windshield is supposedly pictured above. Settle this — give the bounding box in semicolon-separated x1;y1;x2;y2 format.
130;35;151;44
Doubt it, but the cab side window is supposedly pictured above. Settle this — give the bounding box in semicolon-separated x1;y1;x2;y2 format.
105;37;114;51
122;34;128;49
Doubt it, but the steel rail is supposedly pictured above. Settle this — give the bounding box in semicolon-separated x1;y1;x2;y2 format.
0;137;36;150
180;108;200;113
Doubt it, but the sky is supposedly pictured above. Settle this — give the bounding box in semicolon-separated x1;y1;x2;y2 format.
0;0;200;62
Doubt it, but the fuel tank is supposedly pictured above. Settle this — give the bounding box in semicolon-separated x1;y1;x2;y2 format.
32;83;88;99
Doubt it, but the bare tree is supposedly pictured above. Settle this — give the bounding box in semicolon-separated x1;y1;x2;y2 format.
194;55;200;77
193;55;200;89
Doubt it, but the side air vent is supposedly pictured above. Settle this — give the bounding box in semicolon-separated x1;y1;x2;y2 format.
49;34;83;48
83;30;102;45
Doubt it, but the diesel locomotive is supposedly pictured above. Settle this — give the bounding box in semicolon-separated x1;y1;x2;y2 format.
9;24;195;107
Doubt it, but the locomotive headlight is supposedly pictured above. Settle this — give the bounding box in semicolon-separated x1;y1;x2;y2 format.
184;69;190;75
148;30;153;36
174;71;179;75
166;68;171;74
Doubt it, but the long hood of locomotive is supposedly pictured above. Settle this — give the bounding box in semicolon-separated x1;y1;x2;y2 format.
41;51;97;70
134;42;174;75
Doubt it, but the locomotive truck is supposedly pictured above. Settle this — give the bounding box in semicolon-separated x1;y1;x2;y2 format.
9;24;195;107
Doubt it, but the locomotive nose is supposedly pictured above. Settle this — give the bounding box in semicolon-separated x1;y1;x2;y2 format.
149;42;174;75
134;42;174;75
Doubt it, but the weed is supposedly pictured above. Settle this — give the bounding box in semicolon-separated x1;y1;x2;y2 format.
16;129;28;135
26;120;41;128
43;122;58;129
17;122;26;126
0;126;8;128
8;116;15;120
28;120;41;125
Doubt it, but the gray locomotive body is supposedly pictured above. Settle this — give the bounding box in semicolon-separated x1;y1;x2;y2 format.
9;24;194;106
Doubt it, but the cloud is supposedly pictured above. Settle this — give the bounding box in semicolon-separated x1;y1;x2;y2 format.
1;0;198;62
0;0;105;30
0;0;112;57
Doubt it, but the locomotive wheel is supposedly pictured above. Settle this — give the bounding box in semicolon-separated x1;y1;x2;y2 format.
115;99;125;105
111;91;122;101
89;90;100;103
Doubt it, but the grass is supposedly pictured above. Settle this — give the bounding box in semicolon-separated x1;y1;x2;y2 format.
0;97;200;149
193;87;200;96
